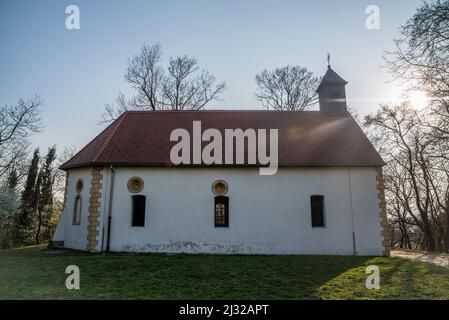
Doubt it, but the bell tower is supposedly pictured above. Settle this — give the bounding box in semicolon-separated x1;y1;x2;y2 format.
316;60;348;115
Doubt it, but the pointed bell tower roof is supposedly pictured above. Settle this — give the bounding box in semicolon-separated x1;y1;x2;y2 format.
315;59;349;115
316;66;348;93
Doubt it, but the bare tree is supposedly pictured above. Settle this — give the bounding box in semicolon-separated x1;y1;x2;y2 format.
53;146;78;203
162;56;226;111
381;0;449;252
385;0;449;138
102;43;226;122
254;65;319;111
365;103;449;252
125;43;164;111
0;96;42;180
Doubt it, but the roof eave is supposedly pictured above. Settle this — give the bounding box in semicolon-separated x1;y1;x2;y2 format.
60;162;386;171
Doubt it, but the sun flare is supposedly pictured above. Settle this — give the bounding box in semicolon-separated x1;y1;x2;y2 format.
404;90;429;109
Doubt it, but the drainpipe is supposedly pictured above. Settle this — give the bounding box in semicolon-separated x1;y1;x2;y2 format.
105;165;115;253
348;170;357;256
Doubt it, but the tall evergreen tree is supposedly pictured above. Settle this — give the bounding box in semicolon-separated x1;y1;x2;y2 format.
35;146;56;244
34;170;43;244
7;169;18;191
39;146;56;208
15;148;40;245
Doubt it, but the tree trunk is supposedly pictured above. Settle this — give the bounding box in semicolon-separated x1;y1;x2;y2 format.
445;199;449;253
35;209;42;245
425;226;436;251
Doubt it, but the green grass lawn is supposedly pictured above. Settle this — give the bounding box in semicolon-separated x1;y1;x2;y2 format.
0;246;448;299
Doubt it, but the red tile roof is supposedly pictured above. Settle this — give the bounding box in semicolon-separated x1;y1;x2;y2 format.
60;110;384;170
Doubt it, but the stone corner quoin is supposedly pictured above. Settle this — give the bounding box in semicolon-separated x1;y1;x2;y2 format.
376;167;390;257
87;167;103;252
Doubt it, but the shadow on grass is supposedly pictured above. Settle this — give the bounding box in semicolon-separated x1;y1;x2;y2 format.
2;246;449;299
376;257;449;299
1;246;380;299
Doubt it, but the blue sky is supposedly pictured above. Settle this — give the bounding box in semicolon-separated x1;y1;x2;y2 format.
0;0;422;153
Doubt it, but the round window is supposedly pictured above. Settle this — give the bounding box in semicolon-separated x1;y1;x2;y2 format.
75;179;83;193
127;177;144;193
211;180;228;196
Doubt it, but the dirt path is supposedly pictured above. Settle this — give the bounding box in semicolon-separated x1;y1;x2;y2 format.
391;250;449;267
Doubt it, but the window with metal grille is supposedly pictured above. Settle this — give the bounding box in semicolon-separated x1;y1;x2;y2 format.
311;195;325;227
131;195;146;227
214;196;229;227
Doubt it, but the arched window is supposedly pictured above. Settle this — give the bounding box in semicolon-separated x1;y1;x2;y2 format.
75;179;83;193
211;180;229;228
72;195;82;225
